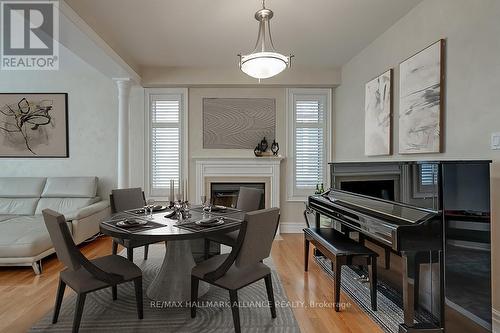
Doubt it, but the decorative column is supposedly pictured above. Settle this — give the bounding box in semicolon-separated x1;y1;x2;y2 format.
114;78;131;189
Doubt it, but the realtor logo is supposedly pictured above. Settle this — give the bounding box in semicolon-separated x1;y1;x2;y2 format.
1;0;59;70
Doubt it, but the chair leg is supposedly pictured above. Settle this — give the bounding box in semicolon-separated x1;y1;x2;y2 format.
112;240;118;255
368;256;378;311
204;239;210;260
144;245;149;260
52;279;66;324
191;276;199;318
134;277;144;319
127;248;134;262
72;293;86;333
264;274;277;318
304;238;310;272
334;258;343;312
112;285;117;300
229;290;241;333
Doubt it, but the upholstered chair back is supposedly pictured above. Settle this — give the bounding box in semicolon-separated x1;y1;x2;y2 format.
235;208;280;268
42;209;81;271
110;188;145;213
236;187;263;212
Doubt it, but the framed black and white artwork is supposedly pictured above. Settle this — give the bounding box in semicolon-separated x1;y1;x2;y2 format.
399;39;445;154
0;93;69;157
365;69;393;156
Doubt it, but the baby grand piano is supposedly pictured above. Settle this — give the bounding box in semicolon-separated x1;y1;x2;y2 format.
308;160;492;333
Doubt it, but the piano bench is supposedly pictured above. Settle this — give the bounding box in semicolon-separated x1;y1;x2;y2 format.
304;227;378;312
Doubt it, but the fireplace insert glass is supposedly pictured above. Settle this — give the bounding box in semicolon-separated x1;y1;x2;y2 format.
210;183;265;209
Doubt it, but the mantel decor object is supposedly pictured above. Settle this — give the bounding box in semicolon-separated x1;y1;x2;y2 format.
271;139;280;155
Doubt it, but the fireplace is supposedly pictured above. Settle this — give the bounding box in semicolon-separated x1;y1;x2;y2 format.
210;183;265;209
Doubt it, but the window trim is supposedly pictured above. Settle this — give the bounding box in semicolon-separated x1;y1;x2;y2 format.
286;88;332;202
144;88;189;199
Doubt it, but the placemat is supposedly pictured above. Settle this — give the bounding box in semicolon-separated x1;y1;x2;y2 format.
175;217;241;232
102;217;165;233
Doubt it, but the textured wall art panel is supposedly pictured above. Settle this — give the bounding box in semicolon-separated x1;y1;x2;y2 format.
203;98;276;149
399;40;444;154
365;69;392;156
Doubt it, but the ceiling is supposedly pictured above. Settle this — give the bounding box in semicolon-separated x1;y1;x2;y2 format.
65;0;422;75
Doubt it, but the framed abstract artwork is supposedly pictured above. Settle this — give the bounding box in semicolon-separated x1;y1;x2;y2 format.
0;93;69;157
203;98;276;149
399;39;445;154
365;69;393;156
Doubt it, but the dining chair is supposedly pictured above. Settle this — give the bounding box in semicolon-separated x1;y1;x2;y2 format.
203;187;264;258
191;208;280;333
110;187;151;261
42;209;143;333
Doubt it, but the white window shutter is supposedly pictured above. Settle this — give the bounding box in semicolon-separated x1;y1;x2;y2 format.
287;89;330;201
150;94;182;196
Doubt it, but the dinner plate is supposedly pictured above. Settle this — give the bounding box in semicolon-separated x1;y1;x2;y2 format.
116;219;148;228
208;205;227;212
195;218;225;227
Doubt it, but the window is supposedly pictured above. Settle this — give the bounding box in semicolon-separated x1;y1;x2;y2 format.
287;88;331;201
419;164;438;186
412;163;438;198
146;88;188;197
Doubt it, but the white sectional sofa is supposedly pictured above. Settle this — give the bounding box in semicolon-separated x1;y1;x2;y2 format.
0;177;110;274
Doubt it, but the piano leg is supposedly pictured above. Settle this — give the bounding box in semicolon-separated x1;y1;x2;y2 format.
401;252;415;327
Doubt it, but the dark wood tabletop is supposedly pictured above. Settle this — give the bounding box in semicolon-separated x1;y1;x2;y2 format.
99;208;244;242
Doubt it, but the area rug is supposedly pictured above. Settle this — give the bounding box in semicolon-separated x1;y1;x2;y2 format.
30;245;301;332
315;256;436;333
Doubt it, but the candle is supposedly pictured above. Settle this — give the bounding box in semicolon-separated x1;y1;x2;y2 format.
184;179;188;202
169;179;174;203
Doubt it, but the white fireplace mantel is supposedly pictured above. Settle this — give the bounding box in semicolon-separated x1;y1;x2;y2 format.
194;156;284;209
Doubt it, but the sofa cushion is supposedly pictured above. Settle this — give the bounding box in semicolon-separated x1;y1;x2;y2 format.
0;198;39;215
41;177;98;198
0;177;46;198
0;216;68;258
35;197;99;217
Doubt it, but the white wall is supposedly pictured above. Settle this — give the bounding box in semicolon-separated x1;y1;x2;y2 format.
334;0;500;313
0;46;119;197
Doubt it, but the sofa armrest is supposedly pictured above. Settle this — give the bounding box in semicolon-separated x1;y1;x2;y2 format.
65;200;110;221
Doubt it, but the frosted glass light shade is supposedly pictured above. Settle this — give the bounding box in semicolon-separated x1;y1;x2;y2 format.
240;52;289;79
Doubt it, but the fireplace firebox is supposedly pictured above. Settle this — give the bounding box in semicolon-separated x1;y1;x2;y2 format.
210;183;265;209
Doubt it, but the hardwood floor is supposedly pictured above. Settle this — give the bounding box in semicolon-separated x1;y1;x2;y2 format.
0;234;382;333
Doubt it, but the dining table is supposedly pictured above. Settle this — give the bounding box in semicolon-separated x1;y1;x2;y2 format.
99;206;244;303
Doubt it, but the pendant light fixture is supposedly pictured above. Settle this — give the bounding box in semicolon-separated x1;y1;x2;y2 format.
238;0;293;80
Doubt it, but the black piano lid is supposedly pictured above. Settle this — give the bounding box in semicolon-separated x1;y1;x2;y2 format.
324;189;437;225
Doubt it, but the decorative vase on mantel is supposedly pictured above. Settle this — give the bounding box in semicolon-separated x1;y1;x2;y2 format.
254;144;263;157
271;140;279;156
260;137;269;152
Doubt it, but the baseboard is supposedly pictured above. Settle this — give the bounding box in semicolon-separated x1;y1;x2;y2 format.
493;308;500;332
280;222;305;234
